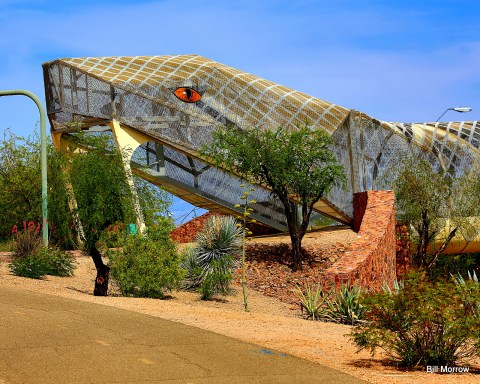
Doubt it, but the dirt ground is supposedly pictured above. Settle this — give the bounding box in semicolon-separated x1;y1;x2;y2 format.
1;229;479;384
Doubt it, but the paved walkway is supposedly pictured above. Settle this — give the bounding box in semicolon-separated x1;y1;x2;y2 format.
0;286;368;383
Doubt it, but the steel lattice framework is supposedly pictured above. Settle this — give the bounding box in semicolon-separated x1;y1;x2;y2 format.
42;55;480;230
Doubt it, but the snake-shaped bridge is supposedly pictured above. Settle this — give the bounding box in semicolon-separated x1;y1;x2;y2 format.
42;55;480;232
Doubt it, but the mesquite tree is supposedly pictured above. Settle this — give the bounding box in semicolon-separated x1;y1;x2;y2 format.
389;157;480;270
202;123;345;271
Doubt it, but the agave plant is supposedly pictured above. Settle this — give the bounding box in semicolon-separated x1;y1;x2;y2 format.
195;215;242;277
296;283;329;321
453;270;479;285
325;283;366;325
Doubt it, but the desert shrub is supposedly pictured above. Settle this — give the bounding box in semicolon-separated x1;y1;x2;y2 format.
13;230;42;259
9;246;76;279
429;253;480;281
9;254;50;279
99;222;126;249
0;238;14;252
108;234;183;299
39;247;76;277
351;271;480;368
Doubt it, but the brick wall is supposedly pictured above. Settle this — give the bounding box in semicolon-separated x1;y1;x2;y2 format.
323;190;397;292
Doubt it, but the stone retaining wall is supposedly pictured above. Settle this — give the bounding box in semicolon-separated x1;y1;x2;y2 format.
323;190;397;292
170;212;278;243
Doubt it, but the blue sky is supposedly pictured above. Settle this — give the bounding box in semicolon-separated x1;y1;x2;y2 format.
1;0;479;222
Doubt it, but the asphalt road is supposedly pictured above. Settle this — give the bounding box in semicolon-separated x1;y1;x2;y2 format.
0;286;368;383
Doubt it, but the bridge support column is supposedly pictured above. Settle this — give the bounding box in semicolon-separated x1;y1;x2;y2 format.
109;120;152;235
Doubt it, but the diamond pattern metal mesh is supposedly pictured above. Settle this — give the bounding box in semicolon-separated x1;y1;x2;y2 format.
42;55;480;229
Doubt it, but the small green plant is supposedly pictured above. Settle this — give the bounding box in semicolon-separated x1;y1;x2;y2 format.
296;283;328;320
295;282;365;324
13;229;42;259
108;234;183;299
0;238;14;252
9;246;76;279
195;215;241;275
9;227;76;279
179;215;241;300
180;246;203;290
9;254;50;279
199;257;234;300
350;271;480;368
325;283;366;325
234;183;257;311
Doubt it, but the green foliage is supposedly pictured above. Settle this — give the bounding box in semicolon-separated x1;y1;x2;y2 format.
9;254;50;279
296;283;329;320
0;131;74;247
351;272;480;368
38;247;77;277
99;222;126;249
296;282;366;324
13;230;43;258
195;215;241;278
325;284;366;325
201;123;345;271
309;212;339;228
179;216;241;300
0;132;42;238
69;133;173;251
428;253;480;281
0;238;14;252
9;245;76;279
387;157;480;270
108;234;183;299
180;246;203;290
69;134;136;250
199;257;234;300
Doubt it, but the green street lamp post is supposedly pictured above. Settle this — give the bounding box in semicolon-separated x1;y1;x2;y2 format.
0;90;48;246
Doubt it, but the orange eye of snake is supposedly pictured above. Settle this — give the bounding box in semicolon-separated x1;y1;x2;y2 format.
173;87;202;103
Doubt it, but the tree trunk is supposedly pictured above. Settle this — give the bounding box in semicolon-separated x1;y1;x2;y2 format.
290;234;303;272
426;227;458;271
89;243;110;296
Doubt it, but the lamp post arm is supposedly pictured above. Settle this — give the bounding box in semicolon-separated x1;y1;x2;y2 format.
0;90;48;246
435;108;452;122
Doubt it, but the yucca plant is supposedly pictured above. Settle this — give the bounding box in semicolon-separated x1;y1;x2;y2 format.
195;215;242;277
180;246;203;290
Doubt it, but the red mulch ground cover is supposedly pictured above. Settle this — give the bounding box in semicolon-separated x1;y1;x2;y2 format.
236;237;352;306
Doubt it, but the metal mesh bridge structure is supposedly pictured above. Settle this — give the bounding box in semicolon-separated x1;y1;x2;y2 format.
42;55;480;231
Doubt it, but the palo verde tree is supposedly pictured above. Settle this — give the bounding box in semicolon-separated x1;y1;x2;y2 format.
388;157;480;271
201;123;345;271
0;130;73;247
66;133;172;295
